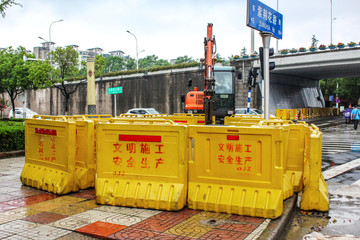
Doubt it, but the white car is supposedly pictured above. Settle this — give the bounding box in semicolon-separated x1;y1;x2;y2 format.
125;108;160;115
8;108;38;118
235;108;263;115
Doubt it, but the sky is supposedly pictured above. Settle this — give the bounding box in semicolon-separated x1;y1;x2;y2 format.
1;0;360;61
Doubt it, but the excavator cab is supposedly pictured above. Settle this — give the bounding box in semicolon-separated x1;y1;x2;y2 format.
185;66;237;119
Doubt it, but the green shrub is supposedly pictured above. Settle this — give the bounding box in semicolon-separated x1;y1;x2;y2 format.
0;120;25;152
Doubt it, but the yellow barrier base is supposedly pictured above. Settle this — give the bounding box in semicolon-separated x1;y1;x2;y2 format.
21;163;79;194
96;178;186;211
300;175;329;211
283;174;294;200
187;182;283;219
75;166;95;189
286;170;303;193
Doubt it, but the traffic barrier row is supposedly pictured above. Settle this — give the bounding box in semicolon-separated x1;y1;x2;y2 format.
276;107;339;120
119;113;215;125
21;114;329;218
223;115;329;211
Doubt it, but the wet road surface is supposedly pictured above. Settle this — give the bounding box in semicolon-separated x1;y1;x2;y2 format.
284;122;360;239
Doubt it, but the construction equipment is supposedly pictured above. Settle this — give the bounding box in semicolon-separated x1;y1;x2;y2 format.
184;23;240;123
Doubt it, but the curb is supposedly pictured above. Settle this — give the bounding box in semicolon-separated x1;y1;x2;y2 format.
258;194;298;240
0;150;25;159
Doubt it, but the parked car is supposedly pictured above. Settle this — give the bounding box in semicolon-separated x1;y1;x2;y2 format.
344;107;353;124
125;108;160;115
8;108;38;118
235;108;263;115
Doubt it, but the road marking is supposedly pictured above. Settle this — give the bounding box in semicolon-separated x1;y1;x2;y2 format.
323;158;360;180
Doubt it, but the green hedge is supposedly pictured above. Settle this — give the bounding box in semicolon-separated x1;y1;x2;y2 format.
0;120;25;152
65;62;200;82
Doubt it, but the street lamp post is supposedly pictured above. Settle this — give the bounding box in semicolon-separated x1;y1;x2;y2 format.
126;30;139;71
49;19;63;52
330;0;333;44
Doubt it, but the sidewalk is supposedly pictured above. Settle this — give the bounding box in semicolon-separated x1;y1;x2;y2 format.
0;156;296;240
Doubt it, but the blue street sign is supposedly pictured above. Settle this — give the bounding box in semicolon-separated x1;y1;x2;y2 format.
246;0;283;39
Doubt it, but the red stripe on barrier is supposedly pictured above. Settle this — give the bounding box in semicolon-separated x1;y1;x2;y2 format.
119;134;161;142
227;135;239;141
197;120;205;123
174;120;188;123
35;128;57;136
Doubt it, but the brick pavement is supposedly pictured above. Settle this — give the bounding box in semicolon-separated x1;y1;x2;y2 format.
0;157;270;240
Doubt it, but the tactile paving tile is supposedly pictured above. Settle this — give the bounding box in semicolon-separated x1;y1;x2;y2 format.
47;196;86;205
17;224;71;240
151;232;197;239
108;227;161;240
96;205;162;218
0;203;18;212
49;204;88;216
164;211;231;239
199;229;247;240
0;229;12;238
56;232;99;240
215;222;258;233
69;189;96;200
0;194;18;203
0;207;42;220
4;193;58;207
72;209;117;222
103;213;146;226
227;215;266;224
27;201;64;212
130;208;200;233
76;221;127;238
71;199;99;210
25;211;67;224
1;234;32;239
51;216;92;231
0;186;22;194
0;219;38;234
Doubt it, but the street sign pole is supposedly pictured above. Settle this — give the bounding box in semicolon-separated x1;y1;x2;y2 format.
108;87;122;117
114;94;117;117
260;32;272;120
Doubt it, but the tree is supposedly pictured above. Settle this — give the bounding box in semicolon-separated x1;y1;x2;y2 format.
311;35;319;48
320;78;360;105
50;46;81;114
104;56;126;73
94;55;105;76
125;58;136;71
0;46;52;117
174;55;196;64
0;0;22;18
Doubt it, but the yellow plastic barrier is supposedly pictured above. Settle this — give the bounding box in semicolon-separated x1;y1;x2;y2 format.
170;113;215;125
300;125;329;212
224;115;276;126
21;118;78;194
187;124;289;219
276;109;290;120
289;109;298;120
74;120;95;189
96;121;188;211
171;113;198;125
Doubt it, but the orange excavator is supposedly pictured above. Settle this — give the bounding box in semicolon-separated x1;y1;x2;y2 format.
185;23;239;124
185;23;216;124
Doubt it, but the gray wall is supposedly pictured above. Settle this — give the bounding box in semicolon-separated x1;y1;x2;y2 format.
1;66;319;117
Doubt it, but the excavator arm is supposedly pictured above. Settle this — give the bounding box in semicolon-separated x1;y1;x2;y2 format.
203;23;216;125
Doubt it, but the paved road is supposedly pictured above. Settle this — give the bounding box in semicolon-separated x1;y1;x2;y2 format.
284;121;360;239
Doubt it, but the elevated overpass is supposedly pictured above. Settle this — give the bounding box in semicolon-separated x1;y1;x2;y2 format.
232;47;360;114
